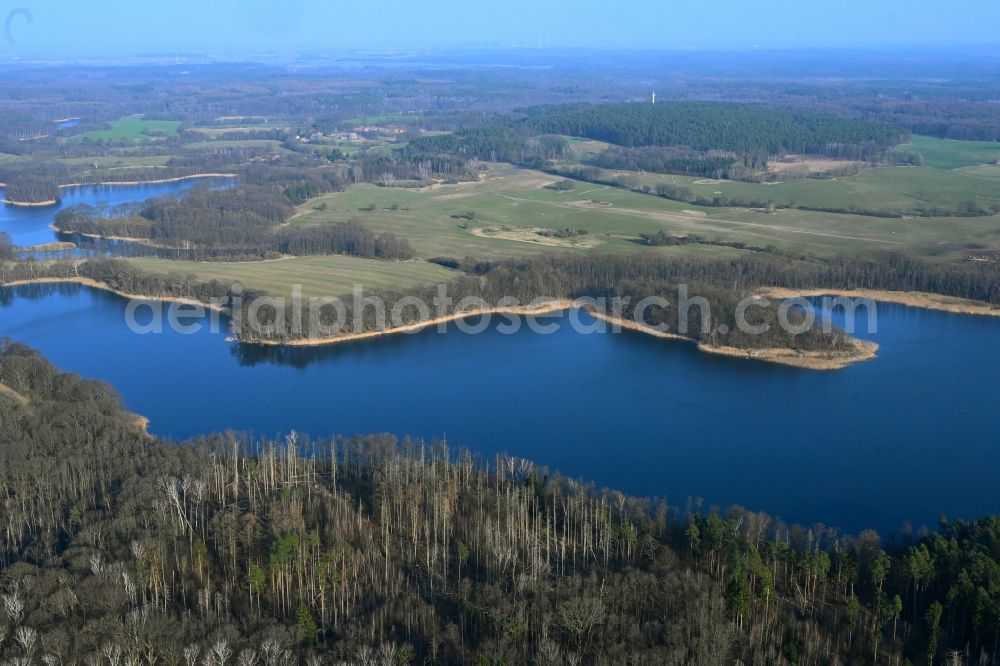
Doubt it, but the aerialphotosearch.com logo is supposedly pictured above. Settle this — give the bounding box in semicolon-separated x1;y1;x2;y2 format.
123;283;879;341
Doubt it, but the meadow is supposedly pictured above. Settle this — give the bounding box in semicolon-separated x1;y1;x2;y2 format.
661;164;1000;215
557;135;1000;216
901;135;1000;169
75;115;182;143
289;163;1000;263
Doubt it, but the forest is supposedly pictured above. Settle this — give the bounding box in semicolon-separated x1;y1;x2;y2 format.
1;177;60;205
401;101;909;183
2;342;1000;664
524;102;905;157
53;186;413;261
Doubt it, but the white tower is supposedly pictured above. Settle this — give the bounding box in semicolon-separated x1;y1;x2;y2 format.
651;91;656;104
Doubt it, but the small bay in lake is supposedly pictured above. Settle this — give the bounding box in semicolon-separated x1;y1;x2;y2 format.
0;177;234;254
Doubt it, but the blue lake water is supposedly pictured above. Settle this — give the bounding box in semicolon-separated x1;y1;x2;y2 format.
1;282;998;535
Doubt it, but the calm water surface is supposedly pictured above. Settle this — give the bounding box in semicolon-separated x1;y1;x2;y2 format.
1;283;998;534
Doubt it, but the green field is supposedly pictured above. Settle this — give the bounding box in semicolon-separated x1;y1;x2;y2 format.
188;125;289;139
287;164;1000;262
58;155;173;168
75;115;181;143
127;255;459;297
901;135;1000;170
183;139;290;153
658;164;1000;215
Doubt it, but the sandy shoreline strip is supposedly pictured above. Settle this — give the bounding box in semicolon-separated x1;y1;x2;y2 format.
3;199;59;207
697;338;879;371
245;300;579;347
2;173;236;207
55;173;237;188
244;300;876;370
48;224;177;249
20;241;77;253
0;277;229;313
757;287;1000;317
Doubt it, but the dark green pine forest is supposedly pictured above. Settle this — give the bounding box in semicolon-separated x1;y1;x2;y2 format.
2;343;1000;665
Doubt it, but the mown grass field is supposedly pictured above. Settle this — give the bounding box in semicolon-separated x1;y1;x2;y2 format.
75;115;181;143
289;163;1000;262
127;255;459;297
901;135;1000;170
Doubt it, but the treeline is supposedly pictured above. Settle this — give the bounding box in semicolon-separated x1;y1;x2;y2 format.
405;127;569;169
526;101;906;158
640;229;775;254
6;252;996;351
0;232;14;260
233;254;850;352
592;145;749;179
4;343;1000;663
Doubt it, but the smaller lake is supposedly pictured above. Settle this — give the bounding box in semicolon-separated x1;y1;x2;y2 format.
1;283;998;535
0;177;235;254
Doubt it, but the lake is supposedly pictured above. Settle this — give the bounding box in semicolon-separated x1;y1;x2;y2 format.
1;281;998;535
0;178;234;254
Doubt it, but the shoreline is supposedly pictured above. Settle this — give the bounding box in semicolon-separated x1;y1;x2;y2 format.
49;224;179;250
757;287;1000;317
3;198;59;207
1;174;236;207
55;173;237;189
241;300;876;370
14;280;990;371
697;338;879;371
243;300;579;347
20;241;77;253
0;277;229;314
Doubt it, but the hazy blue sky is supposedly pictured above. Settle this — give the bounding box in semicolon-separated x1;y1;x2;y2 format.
5;0;1000;54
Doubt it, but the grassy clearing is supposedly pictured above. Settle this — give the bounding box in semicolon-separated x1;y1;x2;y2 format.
58;155;173;168
289;163;1000;262
127;255;459;297
658;165;1000;214
555;134;1000;214
902;135;1000;170
75;115;181;143
183;139;290;153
